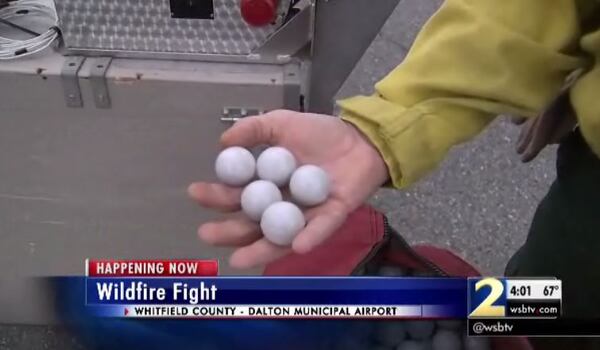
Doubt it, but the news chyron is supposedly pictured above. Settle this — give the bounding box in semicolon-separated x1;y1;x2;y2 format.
467;277;562;336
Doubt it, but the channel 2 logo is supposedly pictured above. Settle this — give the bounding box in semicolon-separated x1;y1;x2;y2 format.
468;278;507;318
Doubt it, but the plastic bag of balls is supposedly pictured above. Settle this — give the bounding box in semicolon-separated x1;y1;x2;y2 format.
215;146;330;246
329;264;492;350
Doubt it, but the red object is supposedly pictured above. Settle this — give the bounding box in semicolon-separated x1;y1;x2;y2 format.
264;205;533;350
240;0;278;27
86;259;218;277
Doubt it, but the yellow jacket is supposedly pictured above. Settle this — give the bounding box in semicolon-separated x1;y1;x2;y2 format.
338;0;600;188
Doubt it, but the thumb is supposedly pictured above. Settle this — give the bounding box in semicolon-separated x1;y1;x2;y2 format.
220;111;287;148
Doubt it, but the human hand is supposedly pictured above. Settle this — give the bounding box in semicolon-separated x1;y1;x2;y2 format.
515;69;582;162
188;110;390;269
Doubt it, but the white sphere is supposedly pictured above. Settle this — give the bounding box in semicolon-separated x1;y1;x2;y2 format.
241;180;283;221
215;147;256;187
260;202;306;246
289;165;330;207
256;147;297;187
374;322;407;347
431;330;461;350
406;321;435;340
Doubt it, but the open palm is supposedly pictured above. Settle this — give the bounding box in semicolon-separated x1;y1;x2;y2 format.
188;110;389;269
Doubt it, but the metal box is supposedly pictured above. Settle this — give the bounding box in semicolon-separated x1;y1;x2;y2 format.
0;53;303;324
0;0;400;324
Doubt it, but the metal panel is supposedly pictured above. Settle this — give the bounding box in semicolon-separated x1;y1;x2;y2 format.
307;0;401;114
253;1;314;61
54;0;293;56
283;63;302;110
0;51;302;324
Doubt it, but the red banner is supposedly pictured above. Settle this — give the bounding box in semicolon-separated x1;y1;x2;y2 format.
87;259;219;277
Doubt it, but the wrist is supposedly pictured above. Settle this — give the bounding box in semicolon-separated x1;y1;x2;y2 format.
344;120;391;188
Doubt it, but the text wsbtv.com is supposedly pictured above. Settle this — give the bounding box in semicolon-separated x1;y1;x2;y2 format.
509;304;559;316
471;321;514;335
507;302;560;317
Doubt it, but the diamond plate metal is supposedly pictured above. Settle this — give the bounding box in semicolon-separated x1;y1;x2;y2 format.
54;0;292;56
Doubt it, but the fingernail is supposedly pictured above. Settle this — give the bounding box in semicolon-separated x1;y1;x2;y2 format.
197;224;215;243
187;183;200;197
187;183;196;194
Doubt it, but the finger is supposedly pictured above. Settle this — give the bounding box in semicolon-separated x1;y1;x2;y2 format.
198;216;261;247
220;111;288;148
521;95;571;161
293;203;348;255
302;201;335;221
188;182;242;212
527;113;558;148
516;117;538;155
229;238;291;269
521;111;560;162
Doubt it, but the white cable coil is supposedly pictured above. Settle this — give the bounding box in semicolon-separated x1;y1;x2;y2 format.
0;0;59;60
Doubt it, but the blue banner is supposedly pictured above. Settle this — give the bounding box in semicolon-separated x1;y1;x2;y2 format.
52;277;471;350
86;277;467;307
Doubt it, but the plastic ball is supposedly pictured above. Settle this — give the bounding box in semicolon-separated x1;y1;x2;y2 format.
431;330;461;350
241;180;283;221
215;147;256;187
373;322;407;347
406;321;435;340
260;202;305;246
256;147;297;187
463;336;491;350
289;165;330;207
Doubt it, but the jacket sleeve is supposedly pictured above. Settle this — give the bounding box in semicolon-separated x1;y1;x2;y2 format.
338;0;584;188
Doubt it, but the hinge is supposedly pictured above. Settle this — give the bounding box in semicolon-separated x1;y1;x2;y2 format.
61;56;85;108
89;57;113;109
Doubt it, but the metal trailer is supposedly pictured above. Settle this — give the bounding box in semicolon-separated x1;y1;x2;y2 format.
0;0;399;324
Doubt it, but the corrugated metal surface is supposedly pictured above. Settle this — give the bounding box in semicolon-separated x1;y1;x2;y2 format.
55;0;291;55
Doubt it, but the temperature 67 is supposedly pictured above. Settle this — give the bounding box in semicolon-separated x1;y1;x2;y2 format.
544;285;560;297
505;279;562;300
